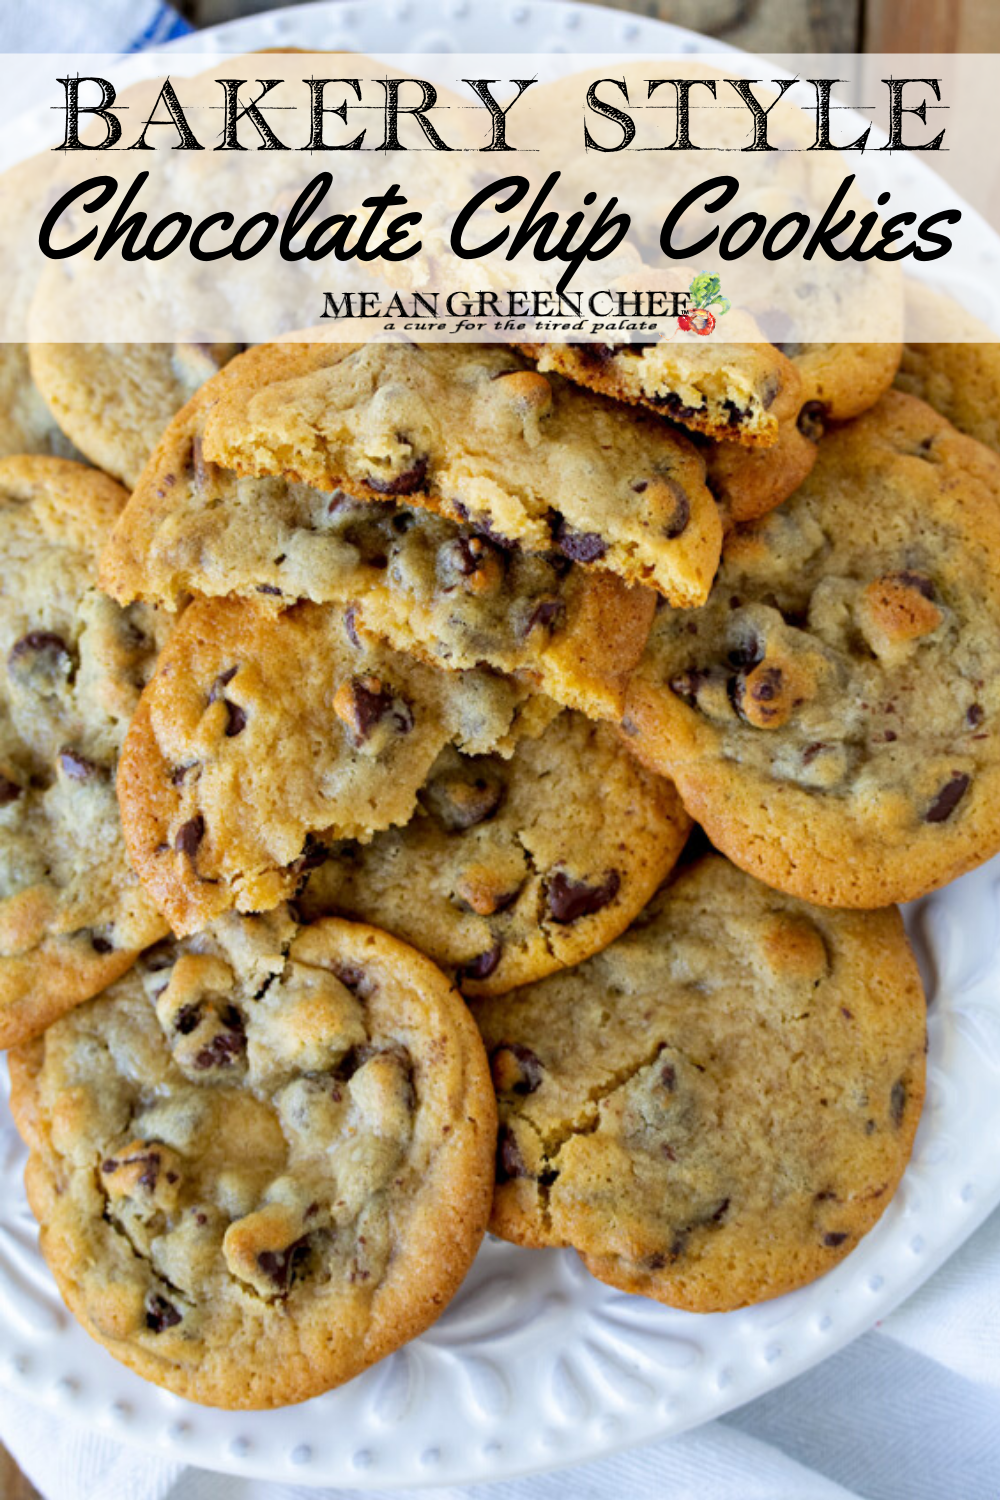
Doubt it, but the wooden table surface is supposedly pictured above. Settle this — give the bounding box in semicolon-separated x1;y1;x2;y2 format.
2;1;998;1497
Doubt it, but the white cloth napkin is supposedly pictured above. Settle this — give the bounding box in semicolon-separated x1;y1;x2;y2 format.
5;1204;1000;1499
2;3;996;1497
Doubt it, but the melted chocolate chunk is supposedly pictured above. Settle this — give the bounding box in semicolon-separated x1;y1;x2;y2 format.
890;1078;907;1127
175;815;205;858
257;1235;311;1294
496;1124;528;1181
649;391;699;421
522;598;565;638
547;869;621;924
490;1042;544;1096
422;769;504;832
8;630;75;691
58;748;100;781
193;1018;246;1070
797;401;828;442
365;455;428;496
145;1294;182;1333
668;669;709;707
460;940;503;982
925;773;970;824
340;677;414;742
549;512;608;564
893;570;935;600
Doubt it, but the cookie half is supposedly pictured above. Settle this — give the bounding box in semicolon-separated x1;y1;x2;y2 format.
622;391;1000;907
0;456;169;1047
517;337;796;448
196;342;722;606
9;912;496;1407
297;708;690;997
99;377;655;722
474;854;926;1312
117;596;549;935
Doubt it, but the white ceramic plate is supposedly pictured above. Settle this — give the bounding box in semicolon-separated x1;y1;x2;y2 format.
3;0;1000;1488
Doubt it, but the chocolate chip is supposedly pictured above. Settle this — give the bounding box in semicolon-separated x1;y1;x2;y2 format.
0;774;20;806
709;1197;730;1223
925;773;970;824
663;488;690;540
344;606;361;648
170;763;197;786
145;1294;182;1332
101;1158;118;1174
8;631;75;690
175;1004;201;1035
332;963;367;995
660;1062;676;1091
189;433;217;490
193;1018;246;1070
91;935;113;954
568;342;616;366
136;1151;161;1190
822;1231;848;1247
893;570;935;600
797;400;828;442
336;676;414;742
222;702;246;737
490;1042;544;1096
175;815;205;857
547;869;621;924
802;742;826;765
723;399;749;427
422;770;504;832
294;833;330;873
496;1124;528;1182
257;1236;311;1293
58;748;100;781
668;669;709;707
365;455;428;496
967;704;984;728
522;598;565;638
890;1079;907;1127
550;514;608;565
728;634;764;669
731;664;783;723
460;940;502;982
649;392;698;421
256;583;282;597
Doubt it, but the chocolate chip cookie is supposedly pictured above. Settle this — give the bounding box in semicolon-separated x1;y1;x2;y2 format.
297;708;690;997
0;346;81;461
9;912;496;1407
518;335;796;448
196;342;722;606
622;391;1000;907
117;595;550;936
474;854;926;1312
99;376;655;722
29;343;241;488
0;456;170;1048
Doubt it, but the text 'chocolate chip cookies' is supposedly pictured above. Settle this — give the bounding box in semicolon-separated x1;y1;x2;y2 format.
9;914;496;1407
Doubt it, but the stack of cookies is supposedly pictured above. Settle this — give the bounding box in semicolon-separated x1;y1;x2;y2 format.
3;327;998;1409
